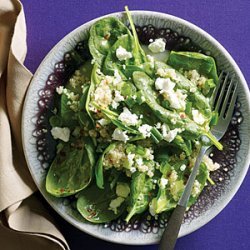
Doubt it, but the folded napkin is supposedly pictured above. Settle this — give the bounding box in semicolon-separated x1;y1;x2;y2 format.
0;1;69;249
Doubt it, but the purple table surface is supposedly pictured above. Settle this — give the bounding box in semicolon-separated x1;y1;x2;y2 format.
21;0;250;249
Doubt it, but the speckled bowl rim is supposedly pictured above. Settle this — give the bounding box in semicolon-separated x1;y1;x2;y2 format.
22;10;250;245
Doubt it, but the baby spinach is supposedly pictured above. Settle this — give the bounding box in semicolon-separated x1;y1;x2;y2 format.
167;51;218;83
154;61;212;117
77;182;127;223
125;172;154;222
95;143;117;189
132;71;222;150
89;17;131;65
46;139;94;197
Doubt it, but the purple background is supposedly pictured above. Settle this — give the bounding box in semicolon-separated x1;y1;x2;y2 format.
21;0;250;249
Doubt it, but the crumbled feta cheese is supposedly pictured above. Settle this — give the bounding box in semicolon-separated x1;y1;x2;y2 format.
51;127;70;142
146;54;155;68
180;164;186;171
192;180;201;197
116;46;133;61
116;183;130;198
138;124;152;138
203;155;220;171
127;153;135;167
136;158;149;172
192;109;206;125
155;77;176;92
155;78;187;110
130;167;136;173
56;86;64;95
112;90;124;109
190;87;197;93
145;148;154;160
136;157;143;166
156;122;162;129
168;89;187;110
147;170;154;178
113;70;123;86
109;197;125;214
159;177;169;189
118;107;139;126
162;127;181;143
148;38;166;53
98;118;110;126
112;128;129;142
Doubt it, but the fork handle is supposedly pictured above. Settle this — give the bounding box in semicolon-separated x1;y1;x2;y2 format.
158;204;186;250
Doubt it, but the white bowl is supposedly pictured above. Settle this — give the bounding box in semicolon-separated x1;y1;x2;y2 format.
22;11;250;245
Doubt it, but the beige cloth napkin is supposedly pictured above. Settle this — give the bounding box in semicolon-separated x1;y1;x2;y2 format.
0;1;69;249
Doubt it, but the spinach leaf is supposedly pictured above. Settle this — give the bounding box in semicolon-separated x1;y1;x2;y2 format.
151;188;176;214
125;172;154;222
45;139;94;197
89;17;131;65
77;182;126;223
132;71;223;150
167;51;218;83
60;93;78;127
154;61;212;117
95;143;117;189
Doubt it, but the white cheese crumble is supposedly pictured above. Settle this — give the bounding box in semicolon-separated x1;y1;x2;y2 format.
155;77;187;110
112;128;129;142
148;38;166;53
136;158;149;172
116;46;133;61
146;54;155;68
51;127;70;142
169;89;187;110
145;148;154;160
127;153;135;167
180;164;186;171
138;124;152;138
191;180;201;197
112;90;124;109
203;155;220;171
113;70;123;86
147;170;154;178
159;177;169;189
161;124;181;142
116;183;130;198
56;86;64;95
192;109;206;125
155;77;176;92
97;118;110;126
109;197;125;214
118;107;139;126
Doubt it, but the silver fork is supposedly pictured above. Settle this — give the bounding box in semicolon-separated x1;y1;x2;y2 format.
159;72;238;250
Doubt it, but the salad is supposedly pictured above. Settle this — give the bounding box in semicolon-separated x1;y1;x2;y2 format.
45;7;222;224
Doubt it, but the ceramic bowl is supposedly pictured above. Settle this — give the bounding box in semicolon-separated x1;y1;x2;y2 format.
22;11;250;245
